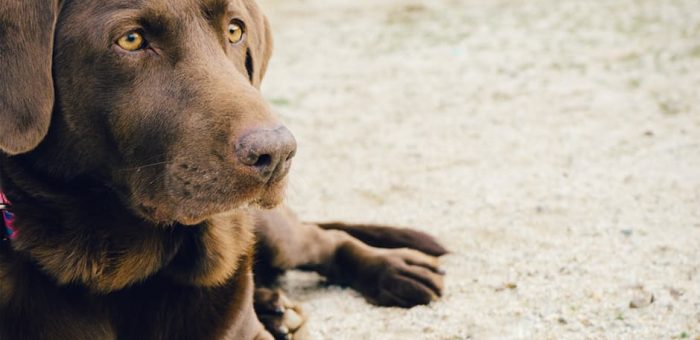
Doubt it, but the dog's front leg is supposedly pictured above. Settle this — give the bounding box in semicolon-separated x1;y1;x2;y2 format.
253;206;446;307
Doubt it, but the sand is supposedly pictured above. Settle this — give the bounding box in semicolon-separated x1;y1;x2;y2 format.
256;0;700;338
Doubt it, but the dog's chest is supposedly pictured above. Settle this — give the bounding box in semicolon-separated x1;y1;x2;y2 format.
1;251;257;340
109;260;258;340
0;209;259;340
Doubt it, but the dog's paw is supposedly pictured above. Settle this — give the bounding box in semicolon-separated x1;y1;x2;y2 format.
319;223;448;256
254;288;308;340
333;245;445;308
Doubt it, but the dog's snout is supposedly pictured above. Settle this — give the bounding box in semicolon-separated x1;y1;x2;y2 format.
235;126;297;182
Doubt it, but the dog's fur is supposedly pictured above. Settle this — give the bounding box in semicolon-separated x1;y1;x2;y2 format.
0;1;447;339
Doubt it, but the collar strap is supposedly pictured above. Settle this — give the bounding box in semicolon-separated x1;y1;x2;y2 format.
1;192;16;241
0;191;9;207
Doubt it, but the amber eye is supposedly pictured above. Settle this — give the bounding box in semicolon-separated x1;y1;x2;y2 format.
227;21;245;44
116;31;145;51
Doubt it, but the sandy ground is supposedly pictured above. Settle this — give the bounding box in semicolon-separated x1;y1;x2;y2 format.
256;0;700;338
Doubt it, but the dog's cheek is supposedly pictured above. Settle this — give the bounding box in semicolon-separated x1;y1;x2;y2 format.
107;100;185;205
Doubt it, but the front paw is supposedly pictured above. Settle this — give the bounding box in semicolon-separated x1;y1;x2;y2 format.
254;288;308;340
332;245;445;307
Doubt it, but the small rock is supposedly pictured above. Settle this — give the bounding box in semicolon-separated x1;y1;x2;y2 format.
557;317;567;324
644;130;654;137
629;292;654;309
669;288;684;299
621;229;633;237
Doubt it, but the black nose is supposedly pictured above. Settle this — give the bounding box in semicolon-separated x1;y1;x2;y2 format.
235;126;297;182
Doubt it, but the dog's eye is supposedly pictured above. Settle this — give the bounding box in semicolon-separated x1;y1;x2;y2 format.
227;21;245;44
116;31;146;51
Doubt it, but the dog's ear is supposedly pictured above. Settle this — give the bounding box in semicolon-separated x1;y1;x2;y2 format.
0;1;60;155
245;2;273;88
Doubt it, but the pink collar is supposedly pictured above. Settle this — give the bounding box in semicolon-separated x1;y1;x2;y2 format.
1;192;16;240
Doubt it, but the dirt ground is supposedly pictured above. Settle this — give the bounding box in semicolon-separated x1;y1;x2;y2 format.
256;0;700;338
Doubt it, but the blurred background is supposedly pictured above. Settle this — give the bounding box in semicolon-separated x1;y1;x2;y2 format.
258;0;700;338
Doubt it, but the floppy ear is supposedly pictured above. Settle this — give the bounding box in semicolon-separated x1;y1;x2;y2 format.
0;1;60;155
244;1;273;88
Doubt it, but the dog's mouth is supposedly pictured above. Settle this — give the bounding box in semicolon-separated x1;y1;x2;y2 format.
133;174;289;226
123;125;296;226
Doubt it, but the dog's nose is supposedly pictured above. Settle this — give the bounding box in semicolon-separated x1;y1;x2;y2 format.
235;126;297;182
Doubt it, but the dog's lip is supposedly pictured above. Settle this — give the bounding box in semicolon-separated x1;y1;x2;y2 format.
134;179;288;225
253;176;288;208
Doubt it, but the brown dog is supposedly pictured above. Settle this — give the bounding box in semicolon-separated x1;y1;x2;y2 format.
0;1;447;339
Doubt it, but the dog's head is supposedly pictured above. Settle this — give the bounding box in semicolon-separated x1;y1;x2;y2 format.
0;0;295;225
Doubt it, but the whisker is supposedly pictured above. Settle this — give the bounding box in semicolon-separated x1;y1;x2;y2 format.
118;160;173;172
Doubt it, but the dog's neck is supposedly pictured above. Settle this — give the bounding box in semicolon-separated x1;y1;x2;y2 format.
0;154;254;293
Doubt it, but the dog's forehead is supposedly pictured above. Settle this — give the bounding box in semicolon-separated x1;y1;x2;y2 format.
58;0;258;46
138;0;234;16
83;0;250;20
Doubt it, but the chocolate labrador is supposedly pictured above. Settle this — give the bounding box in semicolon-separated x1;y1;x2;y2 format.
0;0;447;339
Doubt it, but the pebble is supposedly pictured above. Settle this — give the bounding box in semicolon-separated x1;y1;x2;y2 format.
668;288;684;299
629;292;655;309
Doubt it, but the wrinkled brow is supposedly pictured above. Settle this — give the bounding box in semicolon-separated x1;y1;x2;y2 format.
201;0;229;20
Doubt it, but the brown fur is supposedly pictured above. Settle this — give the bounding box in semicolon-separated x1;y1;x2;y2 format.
0;0;446;339
319;223;448;257
0;2;58;154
